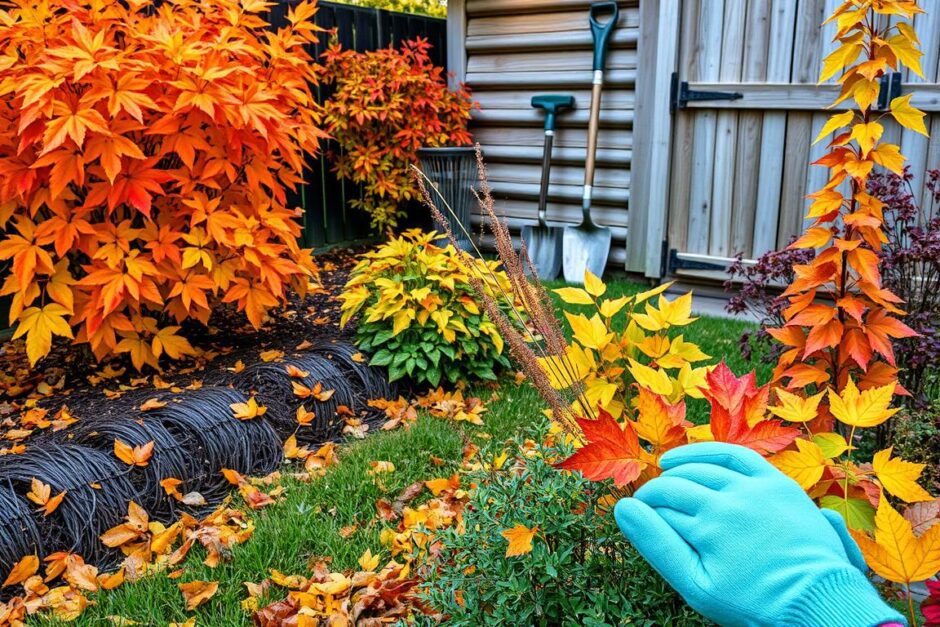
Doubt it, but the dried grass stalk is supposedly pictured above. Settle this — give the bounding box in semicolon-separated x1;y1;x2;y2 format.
411;145;595;435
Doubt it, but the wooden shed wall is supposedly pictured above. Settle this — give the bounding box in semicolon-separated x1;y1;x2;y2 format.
450;0;637;266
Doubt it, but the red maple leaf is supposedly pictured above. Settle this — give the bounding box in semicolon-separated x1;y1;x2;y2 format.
555;407;645;487
704;361;800;455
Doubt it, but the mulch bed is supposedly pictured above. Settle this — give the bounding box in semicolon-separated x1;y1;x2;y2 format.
0;247;366;426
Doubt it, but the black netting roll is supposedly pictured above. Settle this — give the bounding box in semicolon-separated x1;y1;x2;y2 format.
304;339;392;403
65;409;192;522
233;353;357;443
0;482;41;598
0;444;141;568
146;387;282;501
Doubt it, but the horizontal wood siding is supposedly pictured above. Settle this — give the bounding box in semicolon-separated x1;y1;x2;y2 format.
461;0;638;267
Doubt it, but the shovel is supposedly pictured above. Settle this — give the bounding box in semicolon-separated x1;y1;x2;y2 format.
521;94;575;280
563;0;619;284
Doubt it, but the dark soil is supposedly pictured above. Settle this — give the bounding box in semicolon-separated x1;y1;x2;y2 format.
0;247;367;431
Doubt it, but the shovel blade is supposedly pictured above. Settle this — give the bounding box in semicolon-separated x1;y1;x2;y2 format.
521;224;564;280
562;226;611;283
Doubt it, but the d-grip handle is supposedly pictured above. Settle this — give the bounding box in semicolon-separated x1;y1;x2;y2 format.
589;1;619;72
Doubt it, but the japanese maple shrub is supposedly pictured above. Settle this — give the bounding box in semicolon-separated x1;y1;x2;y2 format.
0;0;326;368
339;230;514;387
321;38;474;230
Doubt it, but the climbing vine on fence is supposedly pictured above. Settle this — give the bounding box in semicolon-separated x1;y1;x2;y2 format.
763;2;939;622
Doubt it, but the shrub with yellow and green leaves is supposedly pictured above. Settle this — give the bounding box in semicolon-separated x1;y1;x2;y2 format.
540;274;712;423
340;230;514;387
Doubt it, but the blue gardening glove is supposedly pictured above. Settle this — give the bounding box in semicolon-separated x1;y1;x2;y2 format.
614;442;906;627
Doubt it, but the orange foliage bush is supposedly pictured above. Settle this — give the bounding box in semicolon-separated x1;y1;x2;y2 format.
321;38;474;230
0;0;327;368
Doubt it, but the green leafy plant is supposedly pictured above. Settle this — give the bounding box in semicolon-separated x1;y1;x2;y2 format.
419;427;708;626
339;229;515;387
332;0;446;17
321;38;474;229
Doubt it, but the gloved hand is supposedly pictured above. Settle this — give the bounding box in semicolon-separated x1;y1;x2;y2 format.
614;442;906;627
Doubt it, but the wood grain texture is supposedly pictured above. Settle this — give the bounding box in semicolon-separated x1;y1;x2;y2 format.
685;0;725;254
462;0;637;267
730;0;770;257
709;0;746;257
752;0;797;257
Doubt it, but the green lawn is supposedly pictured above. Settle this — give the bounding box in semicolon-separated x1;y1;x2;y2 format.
36;281;761;626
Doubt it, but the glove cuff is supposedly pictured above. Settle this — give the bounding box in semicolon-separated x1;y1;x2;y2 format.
781;568;907;627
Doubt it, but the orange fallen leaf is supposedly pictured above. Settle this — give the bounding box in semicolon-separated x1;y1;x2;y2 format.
284;364;309;378
26;478;66;515
230;397;266;420
259;349;284;362
114;439;154;467
179;580;219;611
2;554;38;587
295;406;315;426
140;398;167;411
501;524;537;557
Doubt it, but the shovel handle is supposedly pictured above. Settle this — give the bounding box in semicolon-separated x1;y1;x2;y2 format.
537;131;555;227
589;1;619;72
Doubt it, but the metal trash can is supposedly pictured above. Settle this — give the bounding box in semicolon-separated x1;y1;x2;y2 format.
416;147;477;251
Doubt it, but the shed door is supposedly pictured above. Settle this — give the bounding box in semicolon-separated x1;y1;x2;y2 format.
664;0;940;280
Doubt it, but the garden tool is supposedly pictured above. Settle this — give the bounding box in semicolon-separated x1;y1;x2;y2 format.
521;94;575;280
563;0;619;284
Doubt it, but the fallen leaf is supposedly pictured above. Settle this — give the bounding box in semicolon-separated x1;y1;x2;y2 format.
501;524;537;557
179;580;219;611
114;439;154;467
2;554;38;587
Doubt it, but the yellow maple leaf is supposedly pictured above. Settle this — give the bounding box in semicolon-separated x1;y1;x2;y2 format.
872;447;932;503
554;287;594;306
818;38;863;83
827;378;897;428
851;500;940;585
230;397;266;420
887;33;924;78
849;121;883;156
12;303;74;366
768;388;825;423
583;270;606;298
889;94;928;136
813;110;855;144
770;439;827;490
501;524;537;557
632;293;696;332
358;549;381;572
565;312;613;350
628;359;674;397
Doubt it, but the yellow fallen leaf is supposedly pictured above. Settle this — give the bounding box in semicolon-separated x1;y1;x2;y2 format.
501;524;537;557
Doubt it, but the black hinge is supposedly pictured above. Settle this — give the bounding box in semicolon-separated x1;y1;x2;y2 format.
670;72;744;112
876;71;902;111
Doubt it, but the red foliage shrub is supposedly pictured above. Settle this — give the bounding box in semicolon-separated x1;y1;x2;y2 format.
321;38;474;230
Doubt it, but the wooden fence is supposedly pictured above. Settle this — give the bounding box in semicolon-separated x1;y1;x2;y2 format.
268;1;448;247
448;0;940;280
